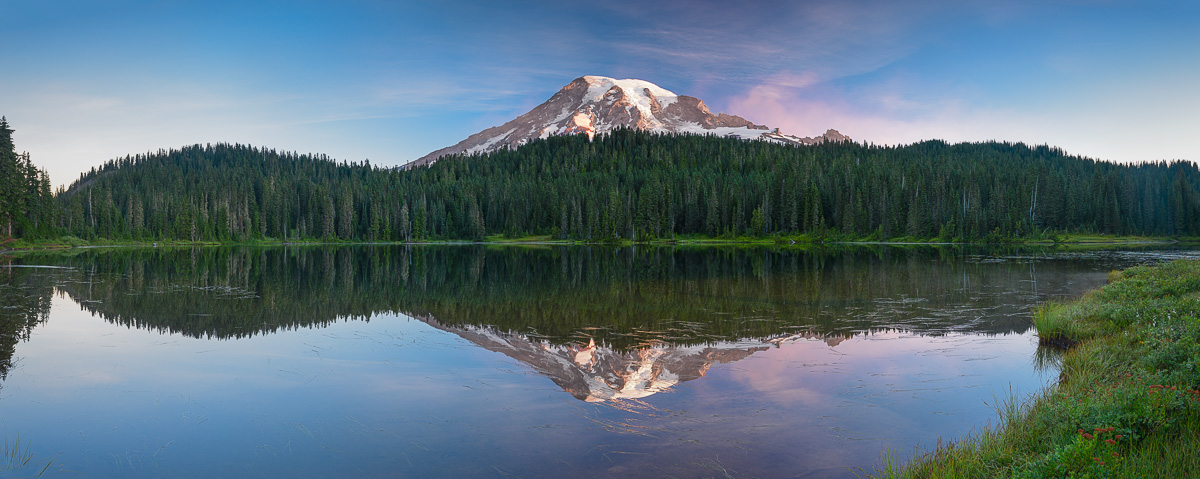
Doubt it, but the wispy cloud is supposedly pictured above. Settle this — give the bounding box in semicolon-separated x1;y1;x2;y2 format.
597;0;943;89
4;0;1198;187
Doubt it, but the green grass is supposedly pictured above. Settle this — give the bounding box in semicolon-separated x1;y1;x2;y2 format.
1;432;54;477
1;236;224;251
1055;233;1167;244
1;232;1189;253
874;259;1200;478
482;234;570;243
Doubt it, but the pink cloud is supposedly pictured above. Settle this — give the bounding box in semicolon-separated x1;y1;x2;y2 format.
726;74;1043;148
725;70;1199;165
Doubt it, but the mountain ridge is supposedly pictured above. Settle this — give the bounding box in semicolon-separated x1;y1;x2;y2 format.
407;75;848;168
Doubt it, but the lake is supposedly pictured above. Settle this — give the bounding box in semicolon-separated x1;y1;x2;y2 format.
1;245;1197;478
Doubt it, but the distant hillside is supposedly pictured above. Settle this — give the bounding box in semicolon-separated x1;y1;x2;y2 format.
58;130;1200;242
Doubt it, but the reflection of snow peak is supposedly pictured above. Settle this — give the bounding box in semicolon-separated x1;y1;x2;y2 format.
410;313;848;402
524;334;739;402
579;347;680;402
573;338;596;368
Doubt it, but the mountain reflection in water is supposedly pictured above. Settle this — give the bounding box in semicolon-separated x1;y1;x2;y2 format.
4;245;1200;478
6;244;1133;402
415;313;849;402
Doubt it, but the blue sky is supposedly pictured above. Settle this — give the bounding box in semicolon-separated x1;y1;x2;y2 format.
2;0;1197;188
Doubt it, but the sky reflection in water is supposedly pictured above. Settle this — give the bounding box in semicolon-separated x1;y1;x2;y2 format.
1;245;1195;478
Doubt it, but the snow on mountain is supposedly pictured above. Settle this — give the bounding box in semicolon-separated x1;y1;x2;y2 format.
406;75;849;168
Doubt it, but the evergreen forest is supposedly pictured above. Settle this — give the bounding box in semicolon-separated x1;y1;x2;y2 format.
0;117;56;242
51;128;1200;243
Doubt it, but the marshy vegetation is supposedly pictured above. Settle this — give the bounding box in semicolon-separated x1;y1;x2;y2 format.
879;260;1200;478
0;432;54;477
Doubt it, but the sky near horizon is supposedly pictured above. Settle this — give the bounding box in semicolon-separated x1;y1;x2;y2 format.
2;0;1198;188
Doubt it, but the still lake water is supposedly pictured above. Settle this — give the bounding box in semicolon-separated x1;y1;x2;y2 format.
1;245;1198;478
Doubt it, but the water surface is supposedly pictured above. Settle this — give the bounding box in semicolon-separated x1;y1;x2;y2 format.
1;245;1194;478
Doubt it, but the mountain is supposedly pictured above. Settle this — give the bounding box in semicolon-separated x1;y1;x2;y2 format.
407;75;848;168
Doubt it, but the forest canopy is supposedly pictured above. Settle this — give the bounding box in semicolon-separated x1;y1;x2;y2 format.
53;128;1200;243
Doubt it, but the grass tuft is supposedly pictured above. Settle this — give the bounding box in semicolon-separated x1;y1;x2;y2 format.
1032;302;1081;348
1;432;54;477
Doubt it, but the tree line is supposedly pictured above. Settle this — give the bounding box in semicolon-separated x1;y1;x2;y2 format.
0;117;55;241
53;128;1200;242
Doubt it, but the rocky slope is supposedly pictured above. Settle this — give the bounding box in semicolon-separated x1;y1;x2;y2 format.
407;75;847;168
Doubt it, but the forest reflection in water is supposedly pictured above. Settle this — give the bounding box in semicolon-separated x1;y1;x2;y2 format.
1;244;1195;478
1;244;1149;401
28;244;1093;338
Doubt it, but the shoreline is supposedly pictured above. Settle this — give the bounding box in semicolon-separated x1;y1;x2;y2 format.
877;259;1200;477
2;235;1193;255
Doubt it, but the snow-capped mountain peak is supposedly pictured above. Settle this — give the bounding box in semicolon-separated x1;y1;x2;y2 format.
407;75;848;168
579;75;679;127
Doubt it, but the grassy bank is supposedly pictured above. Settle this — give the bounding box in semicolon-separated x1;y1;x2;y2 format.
475;232;1180;247
876;260;1200;478
1;236;222;252
1;233;1193;255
